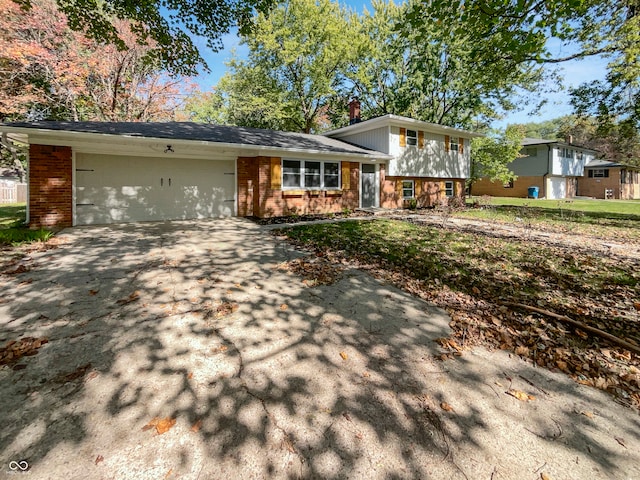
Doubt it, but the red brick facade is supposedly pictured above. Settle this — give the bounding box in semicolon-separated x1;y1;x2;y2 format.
237;156;360;217
578;167;640;199
471;176;546;198
29;144;73;228
380;165;464;208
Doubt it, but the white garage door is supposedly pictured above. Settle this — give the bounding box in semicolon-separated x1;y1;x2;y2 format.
547;177;567;200
75;153;235;225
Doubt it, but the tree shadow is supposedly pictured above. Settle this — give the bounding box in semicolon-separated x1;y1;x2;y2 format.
0;218;638;478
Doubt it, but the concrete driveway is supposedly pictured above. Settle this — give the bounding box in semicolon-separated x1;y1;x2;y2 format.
1;219;638;479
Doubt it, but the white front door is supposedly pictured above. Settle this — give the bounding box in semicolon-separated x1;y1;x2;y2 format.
75;153;235;225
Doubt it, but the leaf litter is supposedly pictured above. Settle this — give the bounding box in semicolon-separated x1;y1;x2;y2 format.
278;219;640;411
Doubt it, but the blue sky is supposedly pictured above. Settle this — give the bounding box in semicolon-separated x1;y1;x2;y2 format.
191;0;609;129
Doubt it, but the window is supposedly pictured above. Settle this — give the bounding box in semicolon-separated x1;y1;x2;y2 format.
445;181;454;197
588;169;609;178
324;162;339;188
282;160;341;189
523;147;537;157
560;148;573;159
406;129;418;146
283;160;301;187
503;180;514;189
577;152;584;161
450;137;459;152
402;180;414;199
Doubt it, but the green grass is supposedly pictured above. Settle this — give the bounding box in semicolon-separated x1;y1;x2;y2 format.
0;203;52;245
460;197;640;241
0;203;26;228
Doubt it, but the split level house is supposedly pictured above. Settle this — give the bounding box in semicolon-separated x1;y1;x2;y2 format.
0;101;481;228
473;137;598;200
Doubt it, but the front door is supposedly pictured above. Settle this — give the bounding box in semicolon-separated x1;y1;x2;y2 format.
361;164;376;208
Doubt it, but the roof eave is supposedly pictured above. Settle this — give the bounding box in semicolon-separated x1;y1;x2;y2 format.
0;125;391;161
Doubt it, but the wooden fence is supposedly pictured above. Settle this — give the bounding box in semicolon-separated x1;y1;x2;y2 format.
0;182;27;204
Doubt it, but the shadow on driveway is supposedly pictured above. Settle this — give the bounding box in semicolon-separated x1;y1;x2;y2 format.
0;218;638;479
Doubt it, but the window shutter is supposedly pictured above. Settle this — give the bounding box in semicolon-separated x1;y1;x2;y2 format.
459;138;464;154
399;128;406;147
341;162;350;190
444;135;450;152
588;170;593;178
604;169;609;178
395;180;402;198
415;180;422;198
271;158;281;189
418;131;425;149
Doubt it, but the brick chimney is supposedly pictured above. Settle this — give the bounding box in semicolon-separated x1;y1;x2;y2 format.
348;98;361;125
565;135;573;144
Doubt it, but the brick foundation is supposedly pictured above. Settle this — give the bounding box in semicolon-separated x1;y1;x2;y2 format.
471;176;546;198
237;157;360;217
381;165;464;208
29;144;73;228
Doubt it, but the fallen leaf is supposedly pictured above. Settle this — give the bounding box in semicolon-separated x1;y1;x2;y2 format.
634;302;640;311
339;351;348;360
541;473;551;480
164;468;173;479
117;291;140;305
190;419;202;433
580;411;594;418
280;304;288;311
615;437;626;448
440;402;454;412
506;389;535;401
362;371;370;378
89;290;98;296
94;455;104;465
155;417;176;435
187;372;193;379
342;412;352;422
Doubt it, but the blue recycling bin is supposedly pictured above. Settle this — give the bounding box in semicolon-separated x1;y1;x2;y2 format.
527;186;539;199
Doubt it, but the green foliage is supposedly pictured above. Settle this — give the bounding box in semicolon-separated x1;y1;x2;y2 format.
0;228;53;245
469;125;525;193
188;0;359;133
418;0;640;130
13;0;276;76
350;0;547;129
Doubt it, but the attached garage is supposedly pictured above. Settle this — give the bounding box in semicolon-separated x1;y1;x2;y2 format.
75;153;235;225
547;177;567;200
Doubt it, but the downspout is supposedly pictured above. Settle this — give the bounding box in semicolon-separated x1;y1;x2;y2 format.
542;144;552;199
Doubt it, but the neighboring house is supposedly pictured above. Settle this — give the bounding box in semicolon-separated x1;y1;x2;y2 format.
0;104;480;228
473;137;597;200
578;159;640;199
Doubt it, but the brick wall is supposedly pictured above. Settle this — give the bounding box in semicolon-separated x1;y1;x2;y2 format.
578;168;622;199
237;157;360;217
29;144;72;228
381;165;464;208
472;176;545;198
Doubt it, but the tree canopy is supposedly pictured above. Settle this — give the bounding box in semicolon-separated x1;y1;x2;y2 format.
12;0;276;76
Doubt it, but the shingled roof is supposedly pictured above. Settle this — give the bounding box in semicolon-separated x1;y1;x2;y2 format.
3;121;388;158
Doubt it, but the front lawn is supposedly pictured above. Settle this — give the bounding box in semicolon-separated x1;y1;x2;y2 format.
279;219;640;409
459;197;640;241
0;203;52;245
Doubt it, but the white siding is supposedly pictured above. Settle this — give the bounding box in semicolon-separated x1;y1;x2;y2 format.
388;128;470;178
330;126;390;154
551;147;589;176
547;177;567;199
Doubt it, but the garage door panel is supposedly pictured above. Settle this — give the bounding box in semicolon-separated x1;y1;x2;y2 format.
75;153;235;225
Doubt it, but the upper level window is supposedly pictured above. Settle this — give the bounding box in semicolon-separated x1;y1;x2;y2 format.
560;148;573;159
523;147;537;157
282;160;341;189
406;129;418;146
450;137;459;152
577;151;584;161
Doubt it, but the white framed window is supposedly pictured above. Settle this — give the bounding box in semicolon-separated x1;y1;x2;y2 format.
282;160;341;189
444;181;454;197
560;148;573;159
406;129;418;146
588;168;609;178
450;137;459;152
402;180;414;199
